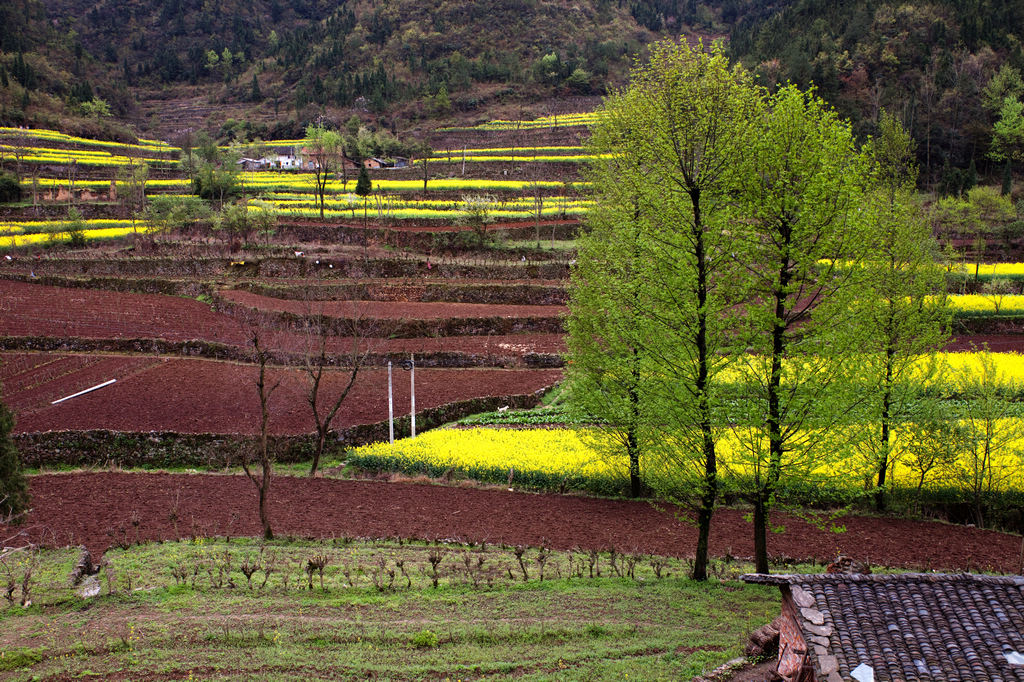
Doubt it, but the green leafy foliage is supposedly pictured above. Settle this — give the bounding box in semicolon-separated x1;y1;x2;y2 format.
144;195;211;235
0;397;29;518
0;171;22;203
729;1;1024;183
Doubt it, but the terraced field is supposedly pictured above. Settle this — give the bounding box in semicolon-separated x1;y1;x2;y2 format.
1;352;560;435
0;116;591;450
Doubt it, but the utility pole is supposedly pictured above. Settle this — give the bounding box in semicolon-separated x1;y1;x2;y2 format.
408;355;416;438
387;355;417;443
388;361;394;445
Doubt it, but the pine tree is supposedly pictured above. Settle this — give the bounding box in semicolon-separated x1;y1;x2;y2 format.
0;399;29;519
249;73;261;102
355;166;372;196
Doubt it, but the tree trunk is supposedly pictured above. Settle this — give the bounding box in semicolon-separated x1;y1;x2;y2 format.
626;426;641;499
693;497;715;581
692;188;717;581
309;430;326;477
258;468;273;540
876;350;894;511
753;490;769;574
627;347;642;498
757;227;791;575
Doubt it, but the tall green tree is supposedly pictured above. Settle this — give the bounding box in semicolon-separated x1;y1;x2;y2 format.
856;112;950;511
567;199;653;502
951;350;1024;529
568;40;756;581
192;145;241;206
730;85;875;574
990;95;1024;195
355;166;373;227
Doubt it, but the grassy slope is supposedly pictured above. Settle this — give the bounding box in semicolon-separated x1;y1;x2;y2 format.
0;539;779;680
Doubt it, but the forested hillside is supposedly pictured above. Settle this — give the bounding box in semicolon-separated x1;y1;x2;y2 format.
2;0;1024;193
3;0;714;139
729;0;1024;188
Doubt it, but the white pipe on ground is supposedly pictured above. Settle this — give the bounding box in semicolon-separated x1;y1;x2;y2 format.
51;379;117;405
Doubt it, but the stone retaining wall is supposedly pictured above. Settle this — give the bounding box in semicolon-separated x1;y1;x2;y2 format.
14;391;546;469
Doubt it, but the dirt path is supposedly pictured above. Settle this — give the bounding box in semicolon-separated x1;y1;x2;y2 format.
6;472;1020;574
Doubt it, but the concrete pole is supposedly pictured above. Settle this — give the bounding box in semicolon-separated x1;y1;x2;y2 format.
410;354;416;438
388;361;394;445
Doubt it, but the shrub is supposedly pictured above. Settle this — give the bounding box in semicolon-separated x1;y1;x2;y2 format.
0;400;29;519
410;630;439;649
0;171;22;203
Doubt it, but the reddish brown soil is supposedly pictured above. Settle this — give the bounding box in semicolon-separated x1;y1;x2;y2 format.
946;334;1024;352
277;218;580;233
1;353;561;434
0;279;567;356
1;278;247;343
257;276;568;287
7;472;1021;574
220;289;567;320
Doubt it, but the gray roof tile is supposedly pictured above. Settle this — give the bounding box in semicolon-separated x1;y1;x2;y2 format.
742;573;1024;681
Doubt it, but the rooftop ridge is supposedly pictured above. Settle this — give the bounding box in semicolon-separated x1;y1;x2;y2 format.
741;572;1024;586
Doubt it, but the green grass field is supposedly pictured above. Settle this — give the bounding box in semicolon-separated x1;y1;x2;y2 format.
0;539;779;680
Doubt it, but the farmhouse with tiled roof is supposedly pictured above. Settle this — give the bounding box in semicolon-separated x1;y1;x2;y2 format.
742;572;1024;681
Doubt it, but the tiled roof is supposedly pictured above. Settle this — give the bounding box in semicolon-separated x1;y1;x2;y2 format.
742;573;1024;681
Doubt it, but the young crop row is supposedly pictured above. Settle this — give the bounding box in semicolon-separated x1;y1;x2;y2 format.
262;193;592;219
21;178;191;192
348;424;1024;500
0;144;178;167
440;112;601;131
418;154;602;164
242;173;578;194
24;175;585;195
430;145;587;156
0;127;175;153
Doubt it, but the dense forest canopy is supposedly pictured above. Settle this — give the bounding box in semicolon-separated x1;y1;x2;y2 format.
728;0;1024;187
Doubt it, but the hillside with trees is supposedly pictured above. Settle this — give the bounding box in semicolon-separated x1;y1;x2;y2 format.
2;0;1024;192
4;0;703;139
728;0;1024;190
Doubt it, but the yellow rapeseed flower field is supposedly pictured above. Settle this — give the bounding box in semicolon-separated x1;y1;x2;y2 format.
350;428;623;492
0;224;150;248
952;262;1024;278
349;421;1024;498
946;294;1024;316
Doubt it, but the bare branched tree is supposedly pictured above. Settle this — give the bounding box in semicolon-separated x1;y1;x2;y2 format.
239;331;279;540
301;297;378;477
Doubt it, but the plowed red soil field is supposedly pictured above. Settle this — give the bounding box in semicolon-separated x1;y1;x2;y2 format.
1;352;561;434
0;279;567;357
946;334;1024;352
8;472;1021;574
219;288;567;320
1;278;246;342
